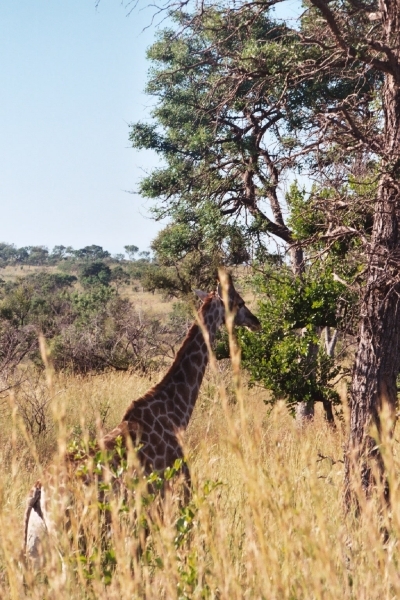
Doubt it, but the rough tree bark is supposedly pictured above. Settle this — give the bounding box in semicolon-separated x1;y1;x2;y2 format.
344;0;400;507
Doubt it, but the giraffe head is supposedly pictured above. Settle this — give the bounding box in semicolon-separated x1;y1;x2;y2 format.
195;274;261;332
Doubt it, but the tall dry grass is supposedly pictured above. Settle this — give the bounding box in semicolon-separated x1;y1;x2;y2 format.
1;352;400;598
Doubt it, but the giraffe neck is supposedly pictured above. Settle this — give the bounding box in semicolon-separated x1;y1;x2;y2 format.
124;294;224;430
168;295;224;428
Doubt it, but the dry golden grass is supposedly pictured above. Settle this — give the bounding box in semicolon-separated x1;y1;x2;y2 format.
123;287;175;317
1;357;400;599
0;264;59;283
0;262;175;320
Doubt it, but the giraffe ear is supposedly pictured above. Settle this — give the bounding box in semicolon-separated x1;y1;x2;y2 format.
194;289;209;302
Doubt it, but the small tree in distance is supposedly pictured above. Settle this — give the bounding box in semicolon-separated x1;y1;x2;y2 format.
79;261;112;288
124;245;139;260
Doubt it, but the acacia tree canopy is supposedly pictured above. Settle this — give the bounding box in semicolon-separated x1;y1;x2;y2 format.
131;4;379;271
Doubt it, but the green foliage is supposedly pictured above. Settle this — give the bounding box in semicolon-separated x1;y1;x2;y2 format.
240;268;353;411
124;244;139;260
70;284;114;320
67;436;222;594
110;265;130;289
73;245;110;261
287;177;375;258
127;0;379;326
26;246;49;265
79;261;112;288
168;301;192;330
0;242;139;267
0;282;34;326
26;272;77;292
128;4;378;279
0;260;185;375
144;462;221;600
286;182;323;241
144;202;250;295
128;10;305;291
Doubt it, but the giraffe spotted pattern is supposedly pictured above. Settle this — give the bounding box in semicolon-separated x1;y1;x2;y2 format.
24;275;260;563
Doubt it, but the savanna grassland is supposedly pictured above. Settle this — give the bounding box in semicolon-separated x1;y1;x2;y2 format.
1;258;400;599
2;364;400;600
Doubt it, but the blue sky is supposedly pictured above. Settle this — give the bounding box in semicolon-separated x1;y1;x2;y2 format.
0;0;162;255
0;0;301;257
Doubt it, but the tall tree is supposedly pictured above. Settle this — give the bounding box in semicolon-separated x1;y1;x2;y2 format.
130;10;309;275
291;0;400;507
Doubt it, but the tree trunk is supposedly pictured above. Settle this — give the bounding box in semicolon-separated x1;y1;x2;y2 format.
322;396;335;425
320;327;338;426
295;401;314;422
290;245;304;278
344;4;400;507
291;245;319;425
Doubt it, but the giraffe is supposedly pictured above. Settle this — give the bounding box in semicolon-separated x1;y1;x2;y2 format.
23;273;260;564
101;273;260;483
